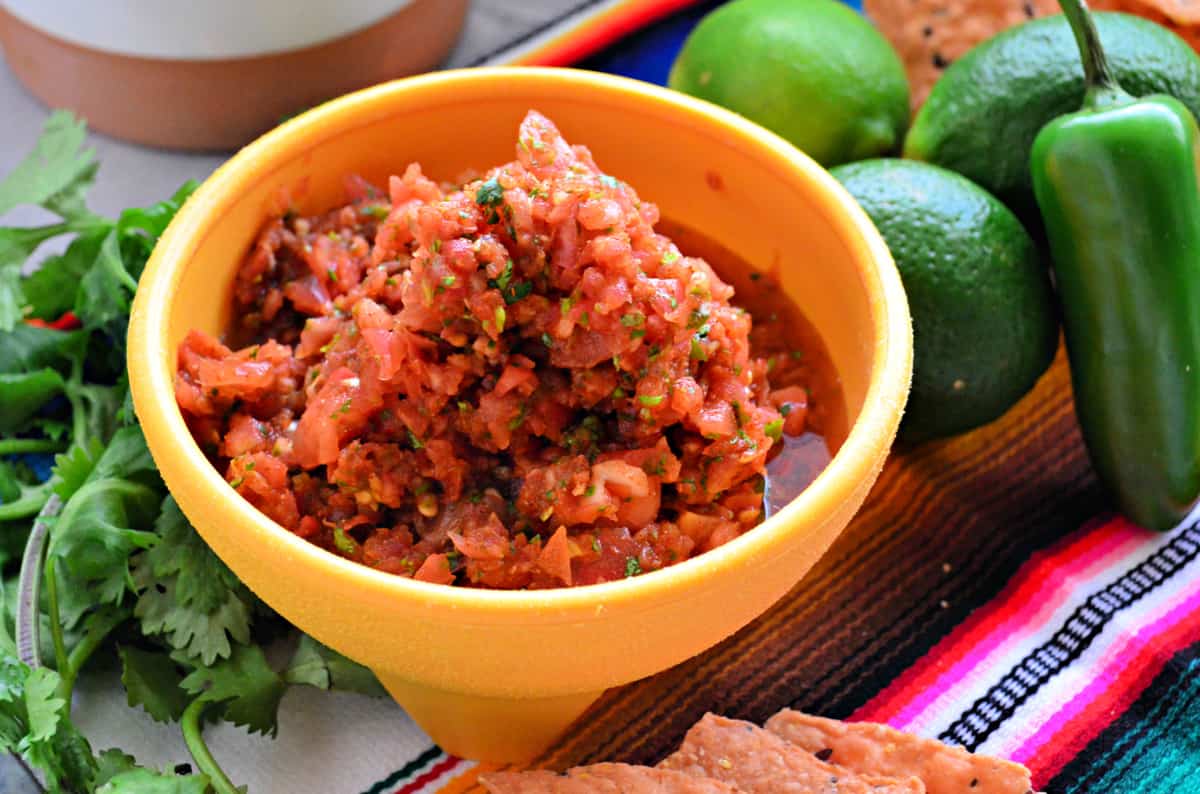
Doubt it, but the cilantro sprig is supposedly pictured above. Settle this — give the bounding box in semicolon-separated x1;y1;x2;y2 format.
0;114;384;793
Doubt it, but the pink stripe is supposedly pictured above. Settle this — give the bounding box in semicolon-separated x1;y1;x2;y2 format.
853;519;1122;724
889;527;1144;730
1007;576;1200;764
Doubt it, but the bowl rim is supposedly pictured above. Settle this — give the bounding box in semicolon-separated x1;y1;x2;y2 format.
129;65;911;616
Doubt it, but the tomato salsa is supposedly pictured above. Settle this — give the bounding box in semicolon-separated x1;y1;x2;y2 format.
175;111;840;588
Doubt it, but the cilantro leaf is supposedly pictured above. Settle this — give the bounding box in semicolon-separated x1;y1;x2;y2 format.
0;655;24;749
475;177;504;207
0;225;74;331
284;634;386;697
94;748;138;786
76;424;159;486
0;655;99;791
21;230;105;320
0;323;80;374
75;229;137;332
119;646;188;723
115;181;198;276
49;427;163;626
42;161;100;224
68;381;125;452
22;666;64;742
0;111;96;218
133;496;253;664
179;643;287;736
98;767;212;794
0;575;13;655
0;368;65;434
51;438;105;502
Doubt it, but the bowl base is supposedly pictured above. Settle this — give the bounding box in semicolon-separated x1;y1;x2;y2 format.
375;671;603;763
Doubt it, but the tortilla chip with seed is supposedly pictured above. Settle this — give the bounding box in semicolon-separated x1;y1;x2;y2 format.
863;0;1062;109
659;713;925;794
765;710;1036;794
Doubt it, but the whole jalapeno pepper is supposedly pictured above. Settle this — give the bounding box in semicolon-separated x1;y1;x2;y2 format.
1031;0;1200;530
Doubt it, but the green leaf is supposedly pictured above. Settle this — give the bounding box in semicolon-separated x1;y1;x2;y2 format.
94;748;138;786
285;635;385;698
133;496;253;664
119;646;188;723
0;369;65;434
21;230;106;321
0;655;26;750
0;225;70;331
179;643;287;736
98;767;211;794
22;667;64;742
79;425;159;487
0;654;98;791
68;381;125;450
31;722;98;793
0;267;20;332
475;177;504;207
43;162;101;224
281;635;329;689
51;438;104;502
49;428;164;626
0;574;13;655
0;111;95;218
75;229;137;332
115;181;198;277
0;324;81;375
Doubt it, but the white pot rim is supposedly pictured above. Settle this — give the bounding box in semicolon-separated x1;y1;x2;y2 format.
2;0;416;60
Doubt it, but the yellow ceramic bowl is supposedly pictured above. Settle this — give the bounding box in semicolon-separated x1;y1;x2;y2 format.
128;67;911;763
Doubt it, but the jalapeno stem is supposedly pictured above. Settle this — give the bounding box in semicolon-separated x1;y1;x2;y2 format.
1057;0;1118;92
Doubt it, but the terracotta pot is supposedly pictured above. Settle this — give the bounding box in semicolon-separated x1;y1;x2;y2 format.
0;0;468;150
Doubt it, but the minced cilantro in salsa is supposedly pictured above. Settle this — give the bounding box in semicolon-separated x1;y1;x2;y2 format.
175;111;833;588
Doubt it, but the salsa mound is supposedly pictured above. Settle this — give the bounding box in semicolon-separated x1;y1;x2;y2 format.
176;111;814;588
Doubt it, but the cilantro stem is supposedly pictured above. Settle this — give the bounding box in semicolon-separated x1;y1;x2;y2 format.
67;359;88;444
43;556;70;682
182;699;241;794
0;438;66;455
0;481;51;520
62;609;123;697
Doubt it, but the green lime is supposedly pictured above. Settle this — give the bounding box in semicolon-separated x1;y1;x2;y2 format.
905;12;1200;218
668;0;910;167
831;159;1058;442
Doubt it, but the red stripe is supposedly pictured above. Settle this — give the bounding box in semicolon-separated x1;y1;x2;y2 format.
1025;604;1200;787
393;755;461;794
519;0;704;67
853;516;1126;723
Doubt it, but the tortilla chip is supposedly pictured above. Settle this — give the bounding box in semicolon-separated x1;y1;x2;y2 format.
1123;0;1200;24
480;763;741;793
863;0;1062;109
480;770;589;794
1099;0;1200;48
765;710;1034;794
865;0;1200;110
659;713;925;794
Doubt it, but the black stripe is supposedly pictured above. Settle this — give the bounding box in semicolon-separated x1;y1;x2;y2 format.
465;0;616;67
1048;640;1200;793
764;463;1099;722
359;745;442;794
938;522;1200;751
